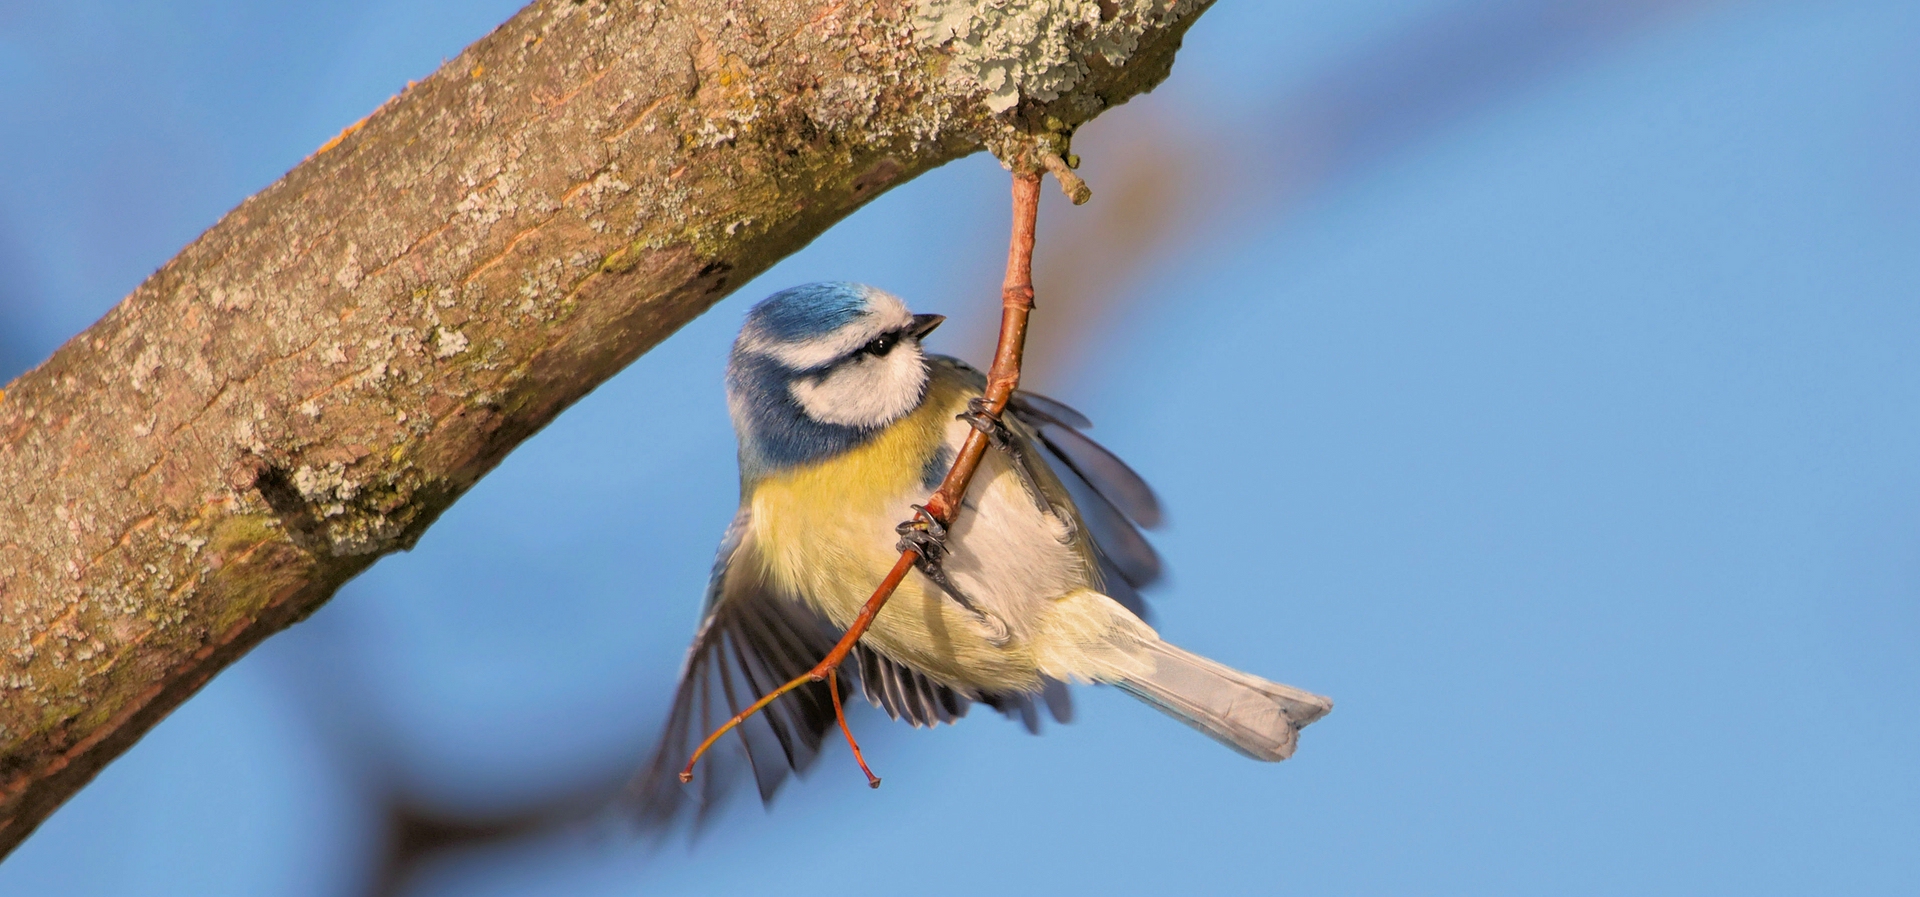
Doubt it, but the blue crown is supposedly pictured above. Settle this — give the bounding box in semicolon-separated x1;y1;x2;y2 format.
745;282;874;343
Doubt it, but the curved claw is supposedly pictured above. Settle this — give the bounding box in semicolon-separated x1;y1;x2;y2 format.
957;397;1004;441
894;504;948;561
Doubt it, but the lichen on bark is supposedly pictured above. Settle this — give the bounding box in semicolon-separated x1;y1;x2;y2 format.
914;0;1203;113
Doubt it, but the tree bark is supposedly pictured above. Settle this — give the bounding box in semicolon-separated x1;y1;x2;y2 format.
0;0;1210;858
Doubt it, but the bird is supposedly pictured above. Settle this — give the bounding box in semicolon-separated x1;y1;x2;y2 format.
630;281;1331;829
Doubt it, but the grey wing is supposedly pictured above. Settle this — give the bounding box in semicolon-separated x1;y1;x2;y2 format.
1005;391;1165;617
626;507;845;833
855;641;1071;735
1013;391;1163;528
853;643;971;727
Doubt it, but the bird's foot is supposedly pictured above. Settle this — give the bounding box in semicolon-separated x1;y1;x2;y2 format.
957;397;1014;450
895;503;950;564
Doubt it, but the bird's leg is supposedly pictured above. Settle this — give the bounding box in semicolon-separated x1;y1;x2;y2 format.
895;504;1012;646
957;397;1053;516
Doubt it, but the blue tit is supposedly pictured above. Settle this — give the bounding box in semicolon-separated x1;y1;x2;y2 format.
631;282;1331;827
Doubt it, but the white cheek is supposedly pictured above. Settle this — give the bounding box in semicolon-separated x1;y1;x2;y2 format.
790;346;928;428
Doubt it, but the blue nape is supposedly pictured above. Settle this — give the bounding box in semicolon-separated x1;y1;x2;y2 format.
725;351;875;476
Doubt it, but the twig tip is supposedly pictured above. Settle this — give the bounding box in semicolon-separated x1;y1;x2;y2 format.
1040;152;1091;205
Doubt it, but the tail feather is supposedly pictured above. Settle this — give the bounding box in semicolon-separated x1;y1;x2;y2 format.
1116;640;1332;761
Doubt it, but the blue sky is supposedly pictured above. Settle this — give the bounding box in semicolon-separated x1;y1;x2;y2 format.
2;1;1917;895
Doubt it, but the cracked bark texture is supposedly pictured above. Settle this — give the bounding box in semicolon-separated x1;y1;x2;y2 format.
0;0;1210;859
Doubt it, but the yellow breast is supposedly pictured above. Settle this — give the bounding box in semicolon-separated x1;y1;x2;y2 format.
744;374;1050;691
747;375;953;612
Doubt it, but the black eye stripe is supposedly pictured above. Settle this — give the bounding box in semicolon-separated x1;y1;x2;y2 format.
860;328;908;357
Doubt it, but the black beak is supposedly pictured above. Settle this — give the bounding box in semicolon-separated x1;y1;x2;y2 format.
909;313;946;339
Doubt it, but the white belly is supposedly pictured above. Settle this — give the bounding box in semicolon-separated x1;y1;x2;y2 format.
913;417;1091;632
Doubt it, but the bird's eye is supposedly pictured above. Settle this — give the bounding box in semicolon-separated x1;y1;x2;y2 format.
862;332;899;357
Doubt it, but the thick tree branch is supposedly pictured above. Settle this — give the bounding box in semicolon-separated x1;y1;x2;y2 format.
0;0;1211;857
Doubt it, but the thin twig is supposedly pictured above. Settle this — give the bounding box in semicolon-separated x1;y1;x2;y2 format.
827;669;880;788
680;171;1045;784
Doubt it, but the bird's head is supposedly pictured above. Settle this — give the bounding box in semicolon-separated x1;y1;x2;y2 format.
727;283;946;464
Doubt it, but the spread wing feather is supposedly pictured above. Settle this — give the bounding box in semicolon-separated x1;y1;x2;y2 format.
855;643;969;726
627;508;842;832
1008;391;1161;529
1026;415;1164;529
1049;449;1163;590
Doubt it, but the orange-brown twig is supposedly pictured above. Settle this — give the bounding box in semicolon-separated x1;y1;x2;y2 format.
827;669;880;788
679;170;1045;785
